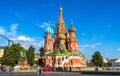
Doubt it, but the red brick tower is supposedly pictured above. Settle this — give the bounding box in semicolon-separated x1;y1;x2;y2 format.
67;24;78;52
44;25;54;54
54;7;67;49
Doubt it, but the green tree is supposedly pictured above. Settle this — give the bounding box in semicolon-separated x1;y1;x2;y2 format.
38;58;44;66
1;46;15;65
104;61;112;67
1;43;26;66
87;61;94;67
53;48;59;54
91;51;103;67
11;43;26;62
39;47;44;56
38;47;45;66
26;45;35;66
106;61;112;66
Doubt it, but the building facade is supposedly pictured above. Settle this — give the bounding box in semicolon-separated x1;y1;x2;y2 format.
103;58;120;67
112;58;120;67
43;7;87;68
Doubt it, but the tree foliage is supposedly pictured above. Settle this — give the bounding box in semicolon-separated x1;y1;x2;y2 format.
103;61;112;67
39;47;44;55
106;61;112;66
38;58;44;66
91;51;103;67
87;61;94;67
26;45;35;66
0;43;26;66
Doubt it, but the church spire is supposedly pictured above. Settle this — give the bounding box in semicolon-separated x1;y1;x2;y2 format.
55;7;66;34
58;7;64;24
71;19;74;25
48;21;50;26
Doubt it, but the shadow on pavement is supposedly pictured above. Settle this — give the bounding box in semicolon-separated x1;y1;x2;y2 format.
80;71;120;75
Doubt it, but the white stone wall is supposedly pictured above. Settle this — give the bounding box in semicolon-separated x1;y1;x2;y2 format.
0;49;4;57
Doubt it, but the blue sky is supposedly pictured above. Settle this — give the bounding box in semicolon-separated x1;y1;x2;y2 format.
0;0;120;59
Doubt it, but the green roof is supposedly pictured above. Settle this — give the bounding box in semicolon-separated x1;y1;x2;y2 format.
50;49;70;56
59;34;66;40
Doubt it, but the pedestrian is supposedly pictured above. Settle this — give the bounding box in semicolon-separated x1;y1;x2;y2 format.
39;66;41;74
37;66;42;75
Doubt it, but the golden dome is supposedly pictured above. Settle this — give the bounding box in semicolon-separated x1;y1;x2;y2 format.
60;7;63;11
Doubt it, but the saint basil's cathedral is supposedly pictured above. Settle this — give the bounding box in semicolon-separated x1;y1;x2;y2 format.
43;7;87;68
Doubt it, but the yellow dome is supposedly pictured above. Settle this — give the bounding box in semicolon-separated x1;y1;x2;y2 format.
60;7;63;11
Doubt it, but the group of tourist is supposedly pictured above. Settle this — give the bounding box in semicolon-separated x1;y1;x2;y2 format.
0;65;13;72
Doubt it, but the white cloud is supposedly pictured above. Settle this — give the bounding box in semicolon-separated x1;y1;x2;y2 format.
51;24;55;26
0;24;18;46
0;27;7;35
40;22;49;28
37;22;55;28
117;48;120;52
10;24;18;32
37;22;49;28
78;48;86;53
12;35;35;42
92;34;105;40
79;42;102;49
10;35;44;52
0;24;44;52
7;23;19;37
20;39;44;52
91;43;102;49
0;43;6;46
80;44;90;48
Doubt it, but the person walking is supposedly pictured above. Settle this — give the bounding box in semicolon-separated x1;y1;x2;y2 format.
37;66;42;75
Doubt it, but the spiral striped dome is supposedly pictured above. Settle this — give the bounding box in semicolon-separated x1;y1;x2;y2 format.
45;26;53;34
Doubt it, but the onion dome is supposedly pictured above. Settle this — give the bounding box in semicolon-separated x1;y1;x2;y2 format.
68;25;76;32
45;26;53;34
